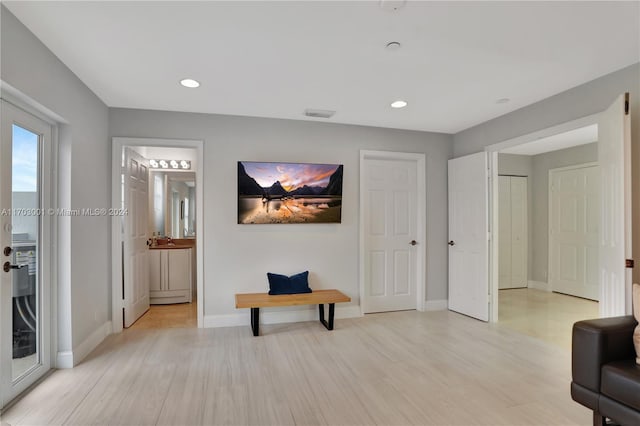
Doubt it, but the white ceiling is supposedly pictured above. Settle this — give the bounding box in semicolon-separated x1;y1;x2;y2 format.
5;1;639;134
500;124;598;156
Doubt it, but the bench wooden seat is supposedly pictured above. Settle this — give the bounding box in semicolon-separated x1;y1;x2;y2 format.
235;289;351;336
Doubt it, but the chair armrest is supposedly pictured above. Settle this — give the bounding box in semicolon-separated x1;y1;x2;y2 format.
572;315;637;393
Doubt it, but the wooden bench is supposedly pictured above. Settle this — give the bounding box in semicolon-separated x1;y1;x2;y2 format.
235;289;351;336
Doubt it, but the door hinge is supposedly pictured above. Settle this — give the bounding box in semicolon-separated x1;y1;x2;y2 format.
625;93;630;115
626;259;634;268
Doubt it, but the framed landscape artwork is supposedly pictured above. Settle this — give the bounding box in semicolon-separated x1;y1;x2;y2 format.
238;161;343;224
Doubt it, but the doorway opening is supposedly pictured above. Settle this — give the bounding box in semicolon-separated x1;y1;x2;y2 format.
493;124;599;347
111;138;204;333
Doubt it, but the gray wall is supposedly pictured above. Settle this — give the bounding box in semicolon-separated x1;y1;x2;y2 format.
2;7;110;357
455;63;640;284
109;109;453;317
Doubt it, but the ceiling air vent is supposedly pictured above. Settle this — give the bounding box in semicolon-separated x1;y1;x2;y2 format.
304;109;335;119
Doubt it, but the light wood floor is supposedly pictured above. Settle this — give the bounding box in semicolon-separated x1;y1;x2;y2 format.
498;288;598;350
129;301;197;330
2;310;591;425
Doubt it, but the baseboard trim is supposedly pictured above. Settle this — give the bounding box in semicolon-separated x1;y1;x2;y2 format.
528;280;551;292
424;299;448;311
56;351;74;369
204;305;362;328
57;321;112;368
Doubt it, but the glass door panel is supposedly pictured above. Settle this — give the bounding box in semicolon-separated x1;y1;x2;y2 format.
11;124;40;381
1;100;51;409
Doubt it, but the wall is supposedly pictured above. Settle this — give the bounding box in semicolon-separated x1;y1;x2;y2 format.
530;143;598;283
454;63;640;285
109;109;453;320
497;154;533;281
1;7;110;365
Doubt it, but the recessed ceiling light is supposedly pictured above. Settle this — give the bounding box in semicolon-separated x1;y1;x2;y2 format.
391;100;408;109
496;98;510;104
386;41;401;51
180;78;200;88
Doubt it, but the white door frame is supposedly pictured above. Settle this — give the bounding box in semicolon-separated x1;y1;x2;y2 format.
0;97;57;408
485;113;600;322
359;150;426;315
111;137;204;332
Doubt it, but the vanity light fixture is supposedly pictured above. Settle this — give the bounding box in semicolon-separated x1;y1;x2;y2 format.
180;78;200;88
149;160;191;170
391;100;408;109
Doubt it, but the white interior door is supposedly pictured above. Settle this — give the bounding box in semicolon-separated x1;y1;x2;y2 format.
0;101;52;408
363;158;418;313
498;176;528;290
549;165;599;300
123;148;150;327
599;93;632;317
448;152;489;321
498;176;512;289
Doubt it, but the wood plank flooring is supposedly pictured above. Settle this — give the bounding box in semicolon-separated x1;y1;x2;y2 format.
1;309;591;425
129;301;197;330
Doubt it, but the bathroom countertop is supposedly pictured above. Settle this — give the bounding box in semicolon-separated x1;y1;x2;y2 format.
149;244;192;250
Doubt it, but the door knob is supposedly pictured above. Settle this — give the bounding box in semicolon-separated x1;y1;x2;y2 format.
409;240;417;246
3;246;12;256
448;240;455;246
3;262;26;273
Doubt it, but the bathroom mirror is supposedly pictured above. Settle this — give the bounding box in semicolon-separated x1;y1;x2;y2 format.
150;171;196;238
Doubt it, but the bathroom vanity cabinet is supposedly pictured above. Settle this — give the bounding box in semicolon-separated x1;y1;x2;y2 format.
149;246;192;304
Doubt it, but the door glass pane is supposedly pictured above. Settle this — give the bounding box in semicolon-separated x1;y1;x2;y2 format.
11;124;39;381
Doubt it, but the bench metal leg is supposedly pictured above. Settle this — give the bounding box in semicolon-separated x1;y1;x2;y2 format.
318;303;335;330
251;307;259;336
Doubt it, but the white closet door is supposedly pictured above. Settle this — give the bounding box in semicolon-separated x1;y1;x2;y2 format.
510;177;528;288
498;176;512;289
498;176;527;289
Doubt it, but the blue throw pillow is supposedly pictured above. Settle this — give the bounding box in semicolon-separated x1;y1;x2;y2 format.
267;271;312;295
